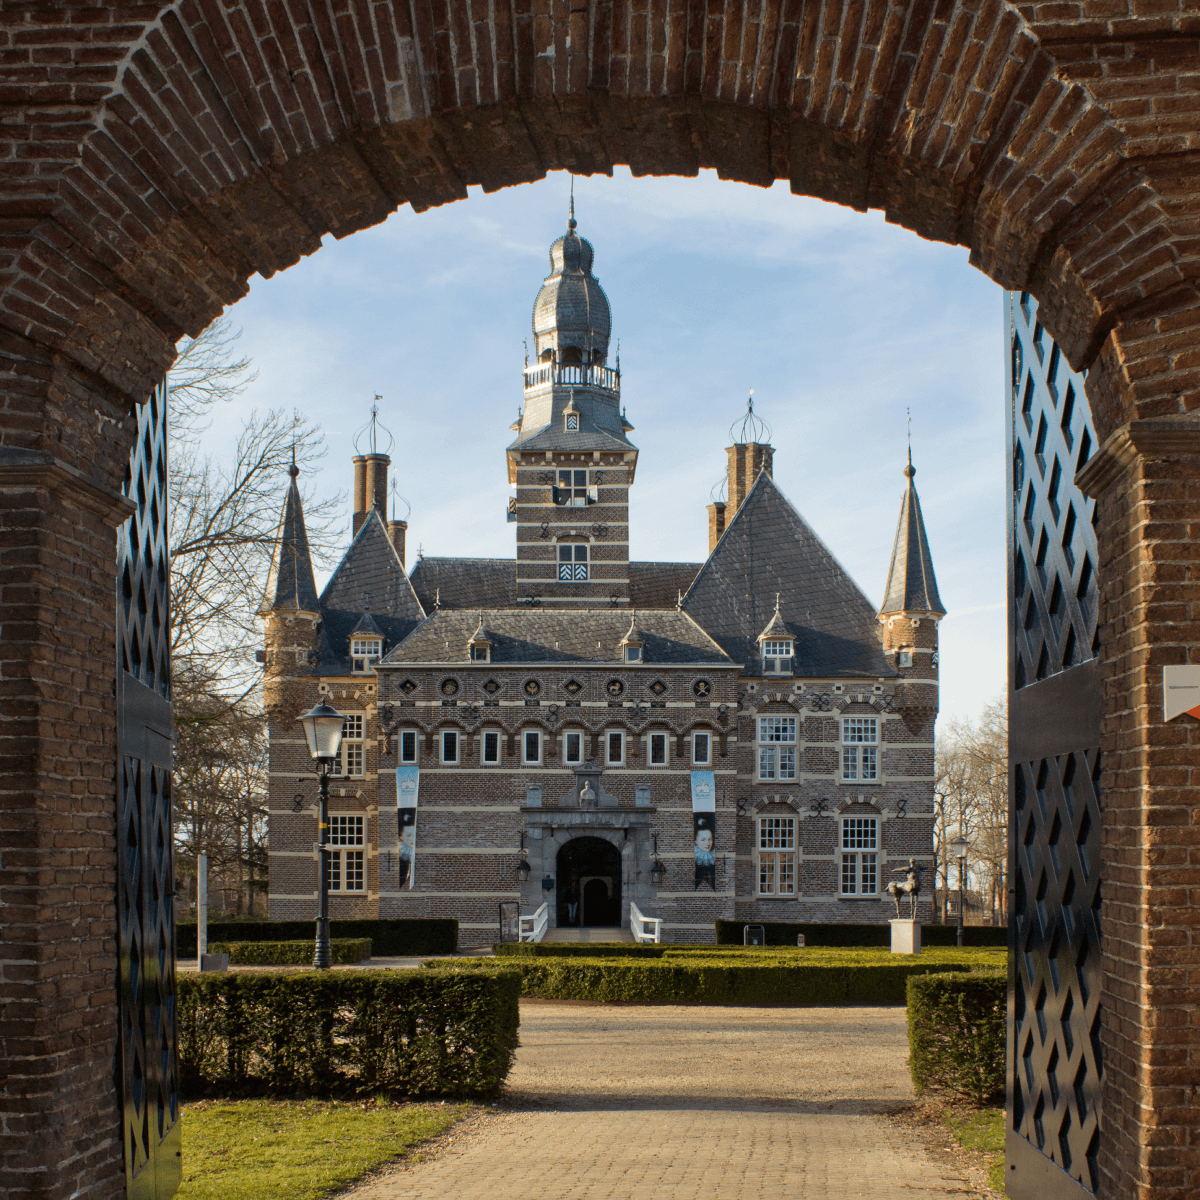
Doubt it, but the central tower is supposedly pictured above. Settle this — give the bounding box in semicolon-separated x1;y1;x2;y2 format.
507;205;638;608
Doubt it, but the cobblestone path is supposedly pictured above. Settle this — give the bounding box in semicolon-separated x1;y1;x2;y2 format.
344;1002;976;1199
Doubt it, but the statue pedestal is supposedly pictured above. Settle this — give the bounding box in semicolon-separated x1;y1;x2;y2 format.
890;919;921;955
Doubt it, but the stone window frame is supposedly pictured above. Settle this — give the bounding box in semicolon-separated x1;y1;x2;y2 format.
840;716;879;783
326;813;366;893
757;715;797;782
692;730;711;765
481;728;502;765
839;814;880;897
333;712;366;777
523;729;542;765
441;728;460;765
605;729;624;766
648;731;668;766
761;638;793;675
563;728;584;765
398;728;418;764
351;638;382;673
757;813;797;898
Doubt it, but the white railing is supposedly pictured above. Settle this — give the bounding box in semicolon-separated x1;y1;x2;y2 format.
523;362;620;394
519;902;549;942
630;901;662;944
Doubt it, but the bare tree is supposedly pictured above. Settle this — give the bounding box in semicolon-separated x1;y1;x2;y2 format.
168;318;342;916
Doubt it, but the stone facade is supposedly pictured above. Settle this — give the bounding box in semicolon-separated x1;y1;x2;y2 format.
263;215;943;946
5;4;1200;1197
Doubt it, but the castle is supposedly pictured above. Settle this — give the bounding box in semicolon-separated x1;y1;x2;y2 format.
263;210;944;946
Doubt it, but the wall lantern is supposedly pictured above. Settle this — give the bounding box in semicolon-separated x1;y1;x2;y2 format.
515;831;532;883
649;830;666;886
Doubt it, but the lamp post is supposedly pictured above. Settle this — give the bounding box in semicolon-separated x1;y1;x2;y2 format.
950;833;970;948
297;702;347;969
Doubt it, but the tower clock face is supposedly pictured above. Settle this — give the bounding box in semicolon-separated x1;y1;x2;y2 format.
606;679;624;697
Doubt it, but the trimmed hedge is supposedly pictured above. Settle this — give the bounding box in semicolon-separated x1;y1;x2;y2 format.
427;955;974;1005
177;918;457;958
907;970;1006;1104
714;920;1008;948
178;968;520;1099
208;938;372;965
494;942;671;958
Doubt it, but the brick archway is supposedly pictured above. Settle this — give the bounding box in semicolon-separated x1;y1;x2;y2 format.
2;5;1198;1200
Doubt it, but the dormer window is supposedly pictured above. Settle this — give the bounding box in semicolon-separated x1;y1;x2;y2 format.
470;643;490;662
565;413;579;432
351;638;382;672
761;639;793;675
468;622;493;663
624;645;642;664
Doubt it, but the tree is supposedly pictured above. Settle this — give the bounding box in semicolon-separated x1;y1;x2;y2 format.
168;318;342;917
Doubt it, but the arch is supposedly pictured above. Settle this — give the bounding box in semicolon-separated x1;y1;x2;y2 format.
556;835;622;928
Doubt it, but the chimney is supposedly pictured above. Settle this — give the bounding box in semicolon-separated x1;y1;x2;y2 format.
726;442;773;518
352;453;390;535
706;501;726;553
388;519;408;567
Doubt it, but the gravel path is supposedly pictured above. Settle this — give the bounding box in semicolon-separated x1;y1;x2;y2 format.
343;1000;976;1199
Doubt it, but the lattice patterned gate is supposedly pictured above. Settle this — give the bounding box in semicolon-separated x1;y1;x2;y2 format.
116;379;181;1200
1005;294;1103;1199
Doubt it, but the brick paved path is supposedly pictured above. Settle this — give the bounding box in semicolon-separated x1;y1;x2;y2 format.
344;1002;975;1199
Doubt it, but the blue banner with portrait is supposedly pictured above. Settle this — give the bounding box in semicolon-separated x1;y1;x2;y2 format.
396;766;420;890
691;770;716;892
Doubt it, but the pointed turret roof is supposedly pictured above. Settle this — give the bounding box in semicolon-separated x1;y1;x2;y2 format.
352;612;384;636
757;598;789;642
878;453;945;618
258;462;320;615
681;471;894;678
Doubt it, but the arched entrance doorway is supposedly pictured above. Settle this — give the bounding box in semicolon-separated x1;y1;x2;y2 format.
556;837;622;929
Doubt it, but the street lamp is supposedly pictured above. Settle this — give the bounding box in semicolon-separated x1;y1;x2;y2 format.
297;702;346;969
950;833;970;948
516;831;532;883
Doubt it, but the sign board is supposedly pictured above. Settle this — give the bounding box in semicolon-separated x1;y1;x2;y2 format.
1163;666;1200;721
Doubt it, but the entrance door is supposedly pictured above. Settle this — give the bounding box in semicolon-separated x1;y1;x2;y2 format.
556;837;622;927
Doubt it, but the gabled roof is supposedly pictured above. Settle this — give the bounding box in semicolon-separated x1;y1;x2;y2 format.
757;604;790;642
879;459;945;618
681;472;895;678
315;508;426;672
258;466;320;615
381;609;732;666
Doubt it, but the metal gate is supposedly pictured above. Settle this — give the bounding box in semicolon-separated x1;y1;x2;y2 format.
116;379;181;1200
1005;294;1103;1198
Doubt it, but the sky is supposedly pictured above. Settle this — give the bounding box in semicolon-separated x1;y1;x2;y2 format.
202;167;1007;725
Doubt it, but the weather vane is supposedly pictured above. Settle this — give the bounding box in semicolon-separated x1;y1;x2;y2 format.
353;396;395;456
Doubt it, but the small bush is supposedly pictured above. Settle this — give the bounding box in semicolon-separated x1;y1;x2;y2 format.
907;970;1006;1104
208;939;372;965
177;919;457;958
427;954;976;1005
713;920;1008;948
178;968;520;1099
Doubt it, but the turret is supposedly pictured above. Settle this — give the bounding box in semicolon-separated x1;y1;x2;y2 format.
259;461;321;711
878;451;945;696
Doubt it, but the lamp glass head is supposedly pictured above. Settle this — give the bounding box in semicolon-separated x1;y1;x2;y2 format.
516;858;532;883
298;702;347;761
950;834;970;859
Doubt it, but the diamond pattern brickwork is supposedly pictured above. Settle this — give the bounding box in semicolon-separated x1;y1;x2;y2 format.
1009;294;1098;689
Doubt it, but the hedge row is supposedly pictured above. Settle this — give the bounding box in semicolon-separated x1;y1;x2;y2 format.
907;971;1006;1104
494;942;671;958
208;939;372;965
178;919;457;957
426;956;973;1005
178;968;520;1098
713;920;1008;948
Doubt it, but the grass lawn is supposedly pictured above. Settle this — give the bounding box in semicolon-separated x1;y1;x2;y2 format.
948;1106;1005;1192
177;1097;466;1200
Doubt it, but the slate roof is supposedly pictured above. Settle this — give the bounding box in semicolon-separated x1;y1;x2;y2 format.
879;460;946;617
258;467;320;615
681;472;895;679
408;558;517;611
408;557;704;612
315;508;426;672
381;609;732;666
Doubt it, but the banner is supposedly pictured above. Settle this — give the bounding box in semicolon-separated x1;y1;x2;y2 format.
396;765;420;890
691;770;716;892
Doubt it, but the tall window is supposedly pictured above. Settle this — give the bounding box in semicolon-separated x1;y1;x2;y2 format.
757;715;796;781
841;717;878;781
554;468;593;507
558;543;589;581
523;730;541;765
565;731;583;764
441;729;459;764
758;816;796;896
692;731;711;765
482;730;500;764
761;638;793;675
840;816;878;895
326;815;365;892
351;638;382;672
333;714;364;776
649;732;667;765
399;729;417;763
606;731;624;765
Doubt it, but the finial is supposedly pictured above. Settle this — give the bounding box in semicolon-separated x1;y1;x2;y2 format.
568;177;577;231
353;398;395;456
390;477;411;522
288;440;299;479
523;339;529;367
774;592;781;615
731;390;772;445
904;407;916;479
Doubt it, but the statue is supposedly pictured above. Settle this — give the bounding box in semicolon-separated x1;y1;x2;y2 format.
885;859;924;920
